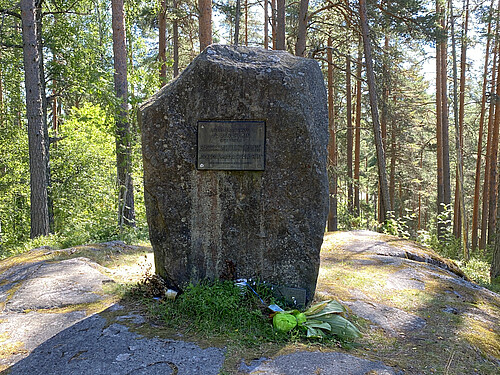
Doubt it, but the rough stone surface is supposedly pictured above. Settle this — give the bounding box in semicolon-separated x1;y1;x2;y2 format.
240;351;399;375
4;314;226;375
343;299;426;336
0;310;88;368
5;258;112;312
140;44;329;302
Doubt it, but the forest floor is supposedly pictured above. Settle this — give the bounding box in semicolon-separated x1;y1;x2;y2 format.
0;231;499;374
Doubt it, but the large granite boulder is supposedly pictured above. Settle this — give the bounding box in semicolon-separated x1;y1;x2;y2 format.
139;45;328;304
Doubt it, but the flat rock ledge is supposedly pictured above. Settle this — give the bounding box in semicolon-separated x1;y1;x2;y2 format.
4;314;226;375
239;351;400;375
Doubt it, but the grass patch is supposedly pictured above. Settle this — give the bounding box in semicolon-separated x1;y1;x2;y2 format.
132;280;361;348
461;317;500;361
143;280;288;346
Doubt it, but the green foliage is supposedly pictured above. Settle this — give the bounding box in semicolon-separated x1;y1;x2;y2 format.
272;300;362;342
148;280;284;345
142;281;361;347
381;210;416;239
49;104;146;246
419;205;463;260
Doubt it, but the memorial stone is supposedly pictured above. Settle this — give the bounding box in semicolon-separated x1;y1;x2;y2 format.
139;45;328;304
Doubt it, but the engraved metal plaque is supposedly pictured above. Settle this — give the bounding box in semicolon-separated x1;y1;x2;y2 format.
197;121;265;171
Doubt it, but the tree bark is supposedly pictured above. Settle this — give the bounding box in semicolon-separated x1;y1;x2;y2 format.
453;0;469;241
382;35;391;211
295;0;309;56
327;36;337;231
112;0;135;227
276;0;285;50
436;0;444;237
354;44;362;216
173;0;179;77
264;0;269;49
488;58;500;245
491;172;500;279
359;0;391;222
244;0;248;45
480;37;498;249
159;0;167;86
389;105;397;212
472;0;493;250
271;0;277;49
450;0;468;259
21;0;50;238
441;4;451;216
346;53;354;214
235;0;241;44
198;0;212;51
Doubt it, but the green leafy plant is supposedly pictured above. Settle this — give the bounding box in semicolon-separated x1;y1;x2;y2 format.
272;300;362;341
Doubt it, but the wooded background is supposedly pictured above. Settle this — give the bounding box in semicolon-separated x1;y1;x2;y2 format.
2;0;500;281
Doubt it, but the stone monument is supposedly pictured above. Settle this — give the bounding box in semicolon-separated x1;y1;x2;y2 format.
139;45;328;305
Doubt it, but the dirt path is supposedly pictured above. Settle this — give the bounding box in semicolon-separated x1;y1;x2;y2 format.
1;232;499;374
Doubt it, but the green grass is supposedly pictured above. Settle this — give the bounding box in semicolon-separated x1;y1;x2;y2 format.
143;280;288;346
133;280;361;350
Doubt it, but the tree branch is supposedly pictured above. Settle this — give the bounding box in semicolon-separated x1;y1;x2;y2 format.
1;41;22;48
0;8;21;19
307;1;343;21
42;10;91;16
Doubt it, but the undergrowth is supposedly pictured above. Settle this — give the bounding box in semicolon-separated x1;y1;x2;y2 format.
132;279;357;348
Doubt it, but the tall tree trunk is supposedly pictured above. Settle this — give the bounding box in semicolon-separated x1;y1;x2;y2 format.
381;35;392;212
52;79;58;132
244;0;248;45
271;0;277;49
112;0;135;227
450;0;469;259
21;0;50;238
436;0;451;237
488;58;500;245
472;0;493;250
359;0;391;222
159;0;167;86
481;36;499;249
276;0;285;50
173;0;179;77
441;4;452;217
198;0;212;50
436;0;445;238
327;36;337;231
235;0;241;44
264;0;269;49
453;0;469;241
354;44;362;216
491;168;500;279
389;106;397;212
295;0;308;56
346;53;354;214
35;1;53;233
